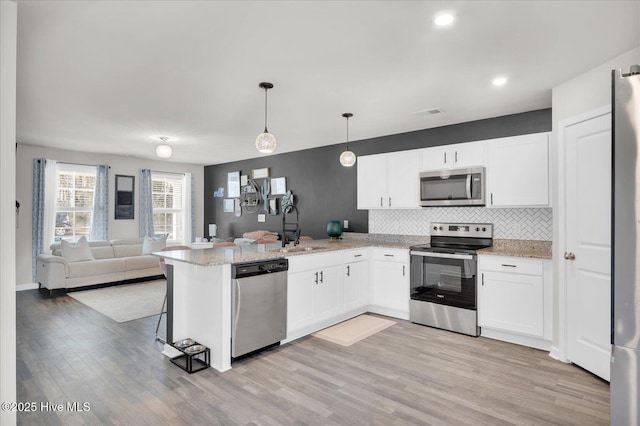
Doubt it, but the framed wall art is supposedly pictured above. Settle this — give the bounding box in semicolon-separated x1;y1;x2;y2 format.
115;175;134;219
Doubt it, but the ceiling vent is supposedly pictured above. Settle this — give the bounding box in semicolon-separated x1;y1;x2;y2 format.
413;107;444;116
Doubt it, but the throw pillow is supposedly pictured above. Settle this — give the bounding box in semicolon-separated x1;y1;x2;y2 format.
61;236;95;262
142;234;167;254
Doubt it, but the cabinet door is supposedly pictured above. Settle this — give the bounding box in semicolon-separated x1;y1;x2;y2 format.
487;133;549;207
452;141;485;168
357;154;388;209
387;150;420;208
371;260;409;313
478;271;544;337
314;265;343;321
344;260;369;311
287;270;315;333
420;145;450;170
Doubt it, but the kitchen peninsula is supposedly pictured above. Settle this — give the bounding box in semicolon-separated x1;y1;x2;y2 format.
154;235;424;372
155;233;550;372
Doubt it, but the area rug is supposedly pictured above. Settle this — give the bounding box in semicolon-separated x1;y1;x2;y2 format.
68;280;166;323
312;314;396;347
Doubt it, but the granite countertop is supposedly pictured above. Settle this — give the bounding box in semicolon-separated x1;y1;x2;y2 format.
154;233;430;267
155;234;553;265
478;239;552;259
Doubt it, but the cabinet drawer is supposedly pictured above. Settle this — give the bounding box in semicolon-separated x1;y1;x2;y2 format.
343;248;369;263
371;248;409;262
479;255;542;276
287;251;343;274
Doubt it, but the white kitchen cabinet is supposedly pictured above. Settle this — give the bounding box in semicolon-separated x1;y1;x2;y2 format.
357;154;388;209
486;132;550;207
478;255;552;350
313;264;343;321
420;141;485;171
343;249;370;312
286;252;344;335
287;269;317;332
369;248;410;319
357;150;420;209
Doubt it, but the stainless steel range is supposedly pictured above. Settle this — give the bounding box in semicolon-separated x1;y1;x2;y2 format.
409;222;493;336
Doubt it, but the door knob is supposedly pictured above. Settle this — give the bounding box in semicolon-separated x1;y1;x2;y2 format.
564;252;576;261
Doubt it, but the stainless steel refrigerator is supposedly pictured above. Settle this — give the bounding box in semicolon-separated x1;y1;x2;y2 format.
611;64;640;425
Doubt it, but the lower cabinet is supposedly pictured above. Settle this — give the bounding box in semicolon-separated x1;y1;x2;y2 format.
369;248;410;320
343;249;370;312
287;253;344;336
285;247;410;342
478;255;552;350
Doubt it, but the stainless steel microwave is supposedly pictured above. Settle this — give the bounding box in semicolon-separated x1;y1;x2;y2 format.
419;167;485;207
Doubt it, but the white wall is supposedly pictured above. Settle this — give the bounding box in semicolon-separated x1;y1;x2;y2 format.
16;144;205;286
551;45;640;349
1;1;18;423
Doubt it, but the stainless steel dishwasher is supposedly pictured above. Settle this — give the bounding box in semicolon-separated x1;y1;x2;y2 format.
231;258;288;359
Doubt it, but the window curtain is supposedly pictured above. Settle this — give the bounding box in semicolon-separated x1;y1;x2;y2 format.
139;168;154;237
183;172;193;245
190;173;195;243
89;164;109;241
32;158;57;282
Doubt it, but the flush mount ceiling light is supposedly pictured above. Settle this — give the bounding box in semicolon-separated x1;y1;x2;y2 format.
492;76;508;86
155;137;173;158
339;113;356;167
434;11;455;27
255;82;277;153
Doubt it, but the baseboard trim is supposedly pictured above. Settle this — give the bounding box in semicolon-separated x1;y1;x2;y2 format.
549;345;570;363
16;283;38;291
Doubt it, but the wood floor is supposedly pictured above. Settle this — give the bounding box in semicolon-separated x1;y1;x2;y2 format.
16;289;610;425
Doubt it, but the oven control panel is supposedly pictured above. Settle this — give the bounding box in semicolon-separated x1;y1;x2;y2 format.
430;222;493;238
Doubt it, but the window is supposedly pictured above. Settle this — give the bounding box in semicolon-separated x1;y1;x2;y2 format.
55;164;96;242
152;172;185;242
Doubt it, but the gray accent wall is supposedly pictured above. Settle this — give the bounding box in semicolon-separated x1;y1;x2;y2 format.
204;109;551;240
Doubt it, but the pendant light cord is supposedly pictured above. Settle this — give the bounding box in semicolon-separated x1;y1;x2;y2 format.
346;115;350;150
264;88;268;133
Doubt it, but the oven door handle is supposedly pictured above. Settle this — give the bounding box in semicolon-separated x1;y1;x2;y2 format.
466;174;472;199
410;251;474;260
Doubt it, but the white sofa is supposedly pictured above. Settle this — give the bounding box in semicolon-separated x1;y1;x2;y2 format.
36;238;163;293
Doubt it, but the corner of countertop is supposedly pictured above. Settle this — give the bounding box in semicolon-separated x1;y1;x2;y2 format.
478;239;552;259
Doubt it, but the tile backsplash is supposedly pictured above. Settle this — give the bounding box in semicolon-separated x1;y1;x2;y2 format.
369;207;552;240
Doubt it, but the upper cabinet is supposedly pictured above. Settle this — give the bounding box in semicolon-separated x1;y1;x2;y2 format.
357;132;550;211
486;133;550;208
420;141;485;171
357;150;420;209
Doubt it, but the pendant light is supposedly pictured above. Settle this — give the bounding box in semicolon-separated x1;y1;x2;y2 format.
155;137;172;158
255;82;277;153
339;113;356;167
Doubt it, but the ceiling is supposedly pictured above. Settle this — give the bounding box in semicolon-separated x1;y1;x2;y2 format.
15;1;640;165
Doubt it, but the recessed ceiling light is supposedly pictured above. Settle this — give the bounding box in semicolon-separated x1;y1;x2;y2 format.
492;76;508;87
434;11;455;27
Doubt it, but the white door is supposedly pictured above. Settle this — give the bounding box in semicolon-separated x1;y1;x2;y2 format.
563;110;611;380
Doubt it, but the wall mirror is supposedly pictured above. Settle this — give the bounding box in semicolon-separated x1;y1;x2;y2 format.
115;175;134;219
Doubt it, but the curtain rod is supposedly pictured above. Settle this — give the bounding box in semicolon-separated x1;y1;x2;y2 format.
57;161;110;169
150;170;185;176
